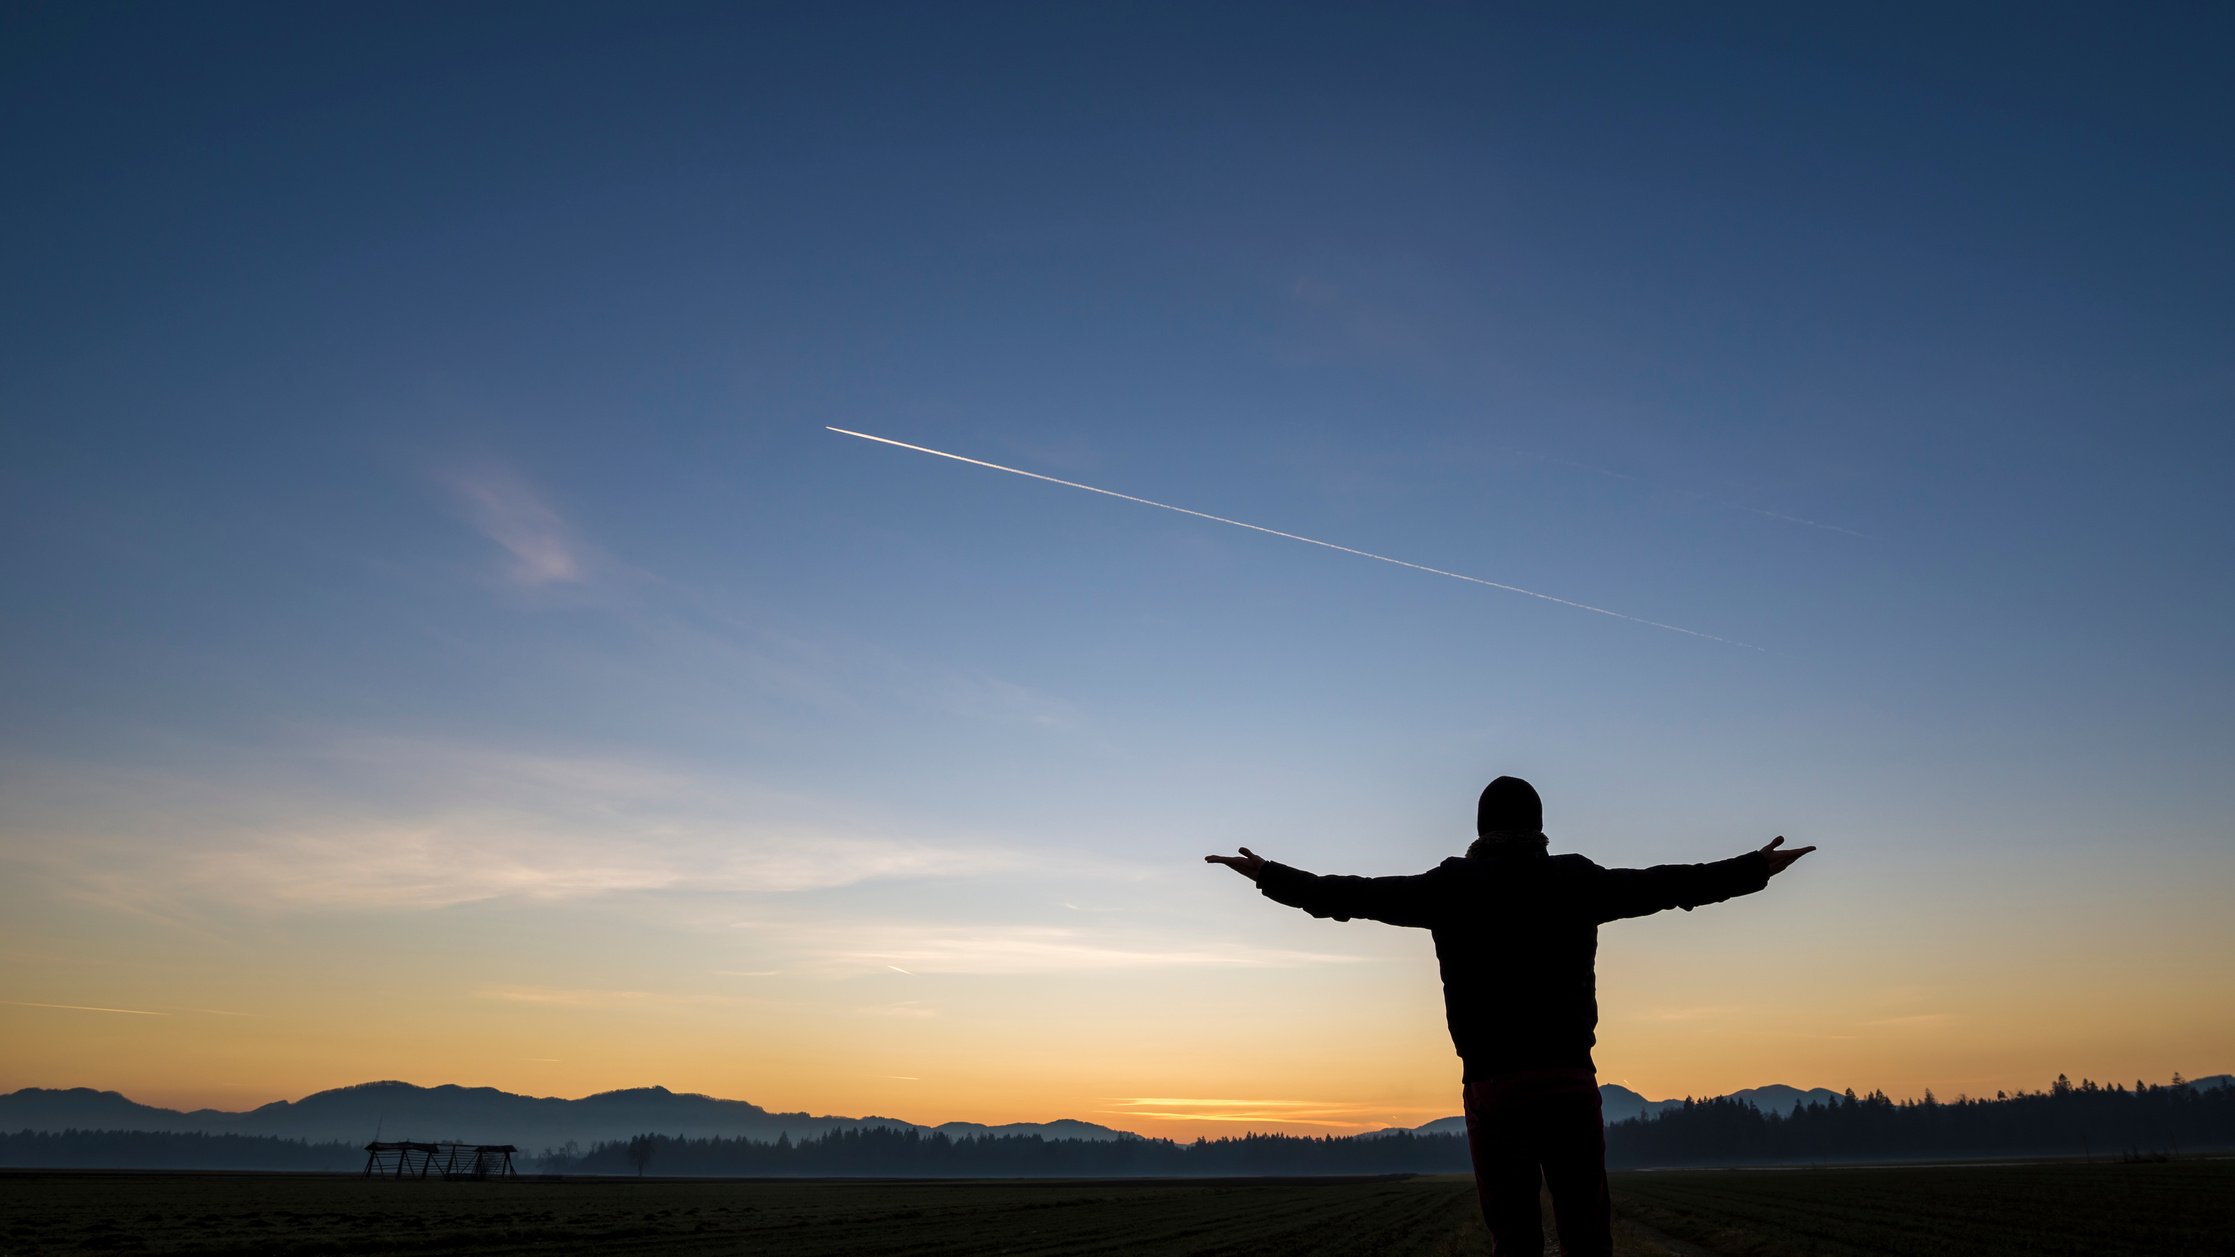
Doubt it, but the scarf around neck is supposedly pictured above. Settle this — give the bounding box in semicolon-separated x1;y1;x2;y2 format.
1466;831;1550;861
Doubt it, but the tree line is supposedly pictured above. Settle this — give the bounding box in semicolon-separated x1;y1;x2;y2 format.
547;1126;1473;1177
1605;1075;2235;1168
0;1128;361;1171
541;1078;2234;1175
5;1077;2227;1174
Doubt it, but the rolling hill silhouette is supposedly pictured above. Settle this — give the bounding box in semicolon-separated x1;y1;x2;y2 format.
0;1082;1131;1150
7;1075;2224;1150
1358;1082;1848;1137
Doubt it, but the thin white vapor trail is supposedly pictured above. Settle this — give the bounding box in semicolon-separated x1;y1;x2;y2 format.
827;427;1759;649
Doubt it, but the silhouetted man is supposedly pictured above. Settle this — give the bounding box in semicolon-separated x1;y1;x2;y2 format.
1206;775;1814;1257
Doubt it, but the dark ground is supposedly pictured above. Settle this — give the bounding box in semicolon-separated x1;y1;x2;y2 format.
1;1159;2228;1255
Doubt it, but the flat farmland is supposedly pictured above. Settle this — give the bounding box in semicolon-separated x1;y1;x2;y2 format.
2;1159;2229;1255
0;1173;1489;1257
1611;1159;2235;1256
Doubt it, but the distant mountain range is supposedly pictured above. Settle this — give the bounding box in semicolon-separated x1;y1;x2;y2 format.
5;1075;2226;1151
0;1082;1132;1152
1364;1082;1846;1139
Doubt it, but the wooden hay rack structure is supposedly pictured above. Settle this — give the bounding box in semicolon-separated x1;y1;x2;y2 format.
362;1141;518;1179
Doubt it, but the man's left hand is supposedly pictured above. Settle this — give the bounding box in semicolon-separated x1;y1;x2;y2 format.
1760;835;1816;876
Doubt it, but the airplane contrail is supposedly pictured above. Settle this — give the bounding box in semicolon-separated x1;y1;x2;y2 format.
828;426;1760;650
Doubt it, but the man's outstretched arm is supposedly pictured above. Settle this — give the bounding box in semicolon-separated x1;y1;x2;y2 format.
1205;846;1448;927
1590;835;1817;923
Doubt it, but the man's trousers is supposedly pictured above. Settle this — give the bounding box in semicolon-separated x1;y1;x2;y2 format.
1461;1068;1612;1257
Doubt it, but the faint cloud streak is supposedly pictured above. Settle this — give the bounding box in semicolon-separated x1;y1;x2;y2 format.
1101;1097;1402;1130
1;741;1054;915
477;985;756;1009
445;468;584;585
0;998;168;1017
1858;1012;1954;1029
1646;1005;1742;1022
857;1001;937;1019
1502;446;1870;540
762;922;1363;977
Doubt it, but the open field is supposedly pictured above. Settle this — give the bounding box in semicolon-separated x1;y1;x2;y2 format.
1;1160;2229;1255
1611;1159;2235;1256
0;1173;1487;1257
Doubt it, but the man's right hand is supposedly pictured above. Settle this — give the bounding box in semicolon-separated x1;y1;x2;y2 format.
1204;847;1266;882
1760;835;1816;876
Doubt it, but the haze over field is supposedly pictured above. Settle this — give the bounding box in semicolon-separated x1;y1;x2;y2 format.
3;5;2231;1140
0;1077;1894;1148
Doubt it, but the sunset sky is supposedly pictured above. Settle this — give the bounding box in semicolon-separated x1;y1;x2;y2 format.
4;4;2231;1139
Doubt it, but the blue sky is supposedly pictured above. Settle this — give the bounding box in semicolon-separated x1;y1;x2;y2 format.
3;3;2231;1127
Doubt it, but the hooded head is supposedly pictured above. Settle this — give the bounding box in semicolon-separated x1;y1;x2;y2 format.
1475;775;1542;839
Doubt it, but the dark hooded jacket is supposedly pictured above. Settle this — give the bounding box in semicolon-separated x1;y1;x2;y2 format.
1255;838;1770;1079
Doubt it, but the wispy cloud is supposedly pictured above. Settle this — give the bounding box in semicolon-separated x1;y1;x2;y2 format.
69;820;1039;913
1278;268;1443;366
444;468;584;585
1100;1111;1367;1128
1501;446;1870;539
857;1000;937;1019
1101;1097;1441;1130
434;463;1080;733
477;985;756;1009
663;603;1079;731
1857;1012;1954;1029
325;737;692;797
1646;1005;1743;1022
0;998;167;1017
756;921;1362;977
1;740;1055;915
924;670;1078;728
1114;1098;1331;1108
